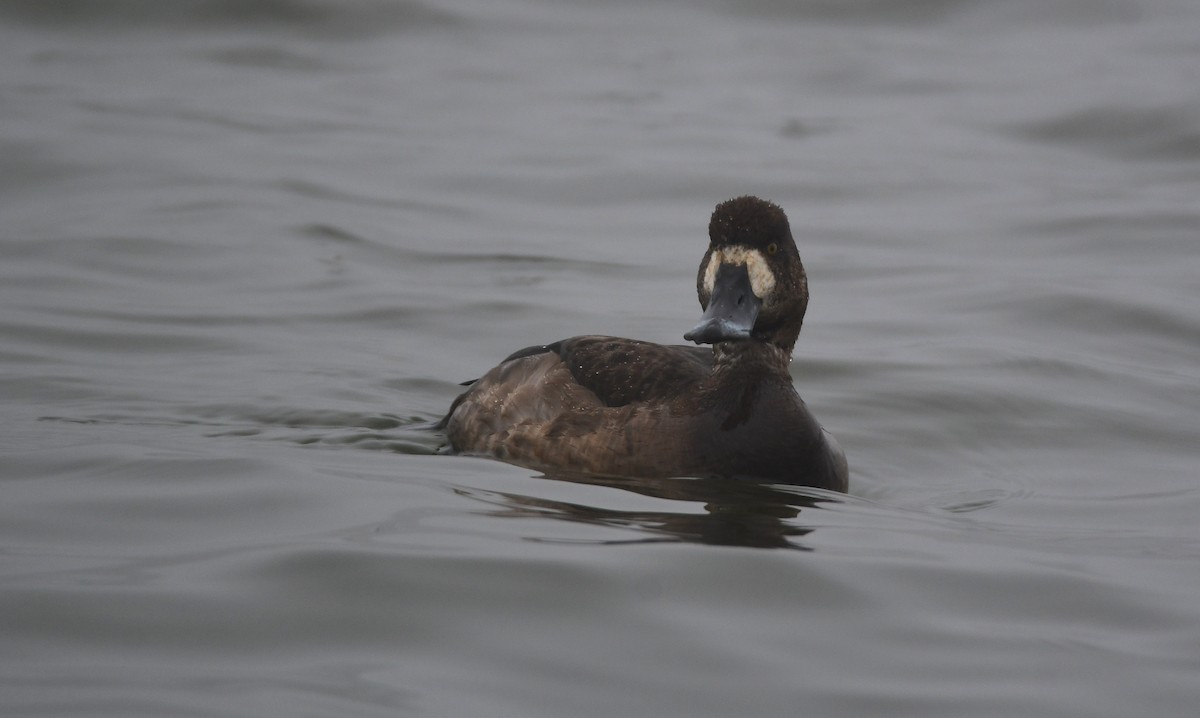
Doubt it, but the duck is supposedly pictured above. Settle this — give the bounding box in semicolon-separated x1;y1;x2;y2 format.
439;196;848;492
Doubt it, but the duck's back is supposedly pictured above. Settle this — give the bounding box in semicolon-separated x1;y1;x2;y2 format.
442;336;707;458
547;335;712;406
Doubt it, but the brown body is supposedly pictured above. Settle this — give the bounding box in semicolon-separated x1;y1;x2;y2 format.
439;197;848;492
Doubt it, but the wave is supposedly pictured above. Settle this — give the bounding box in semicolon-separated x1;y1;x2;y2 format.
0;0;461;38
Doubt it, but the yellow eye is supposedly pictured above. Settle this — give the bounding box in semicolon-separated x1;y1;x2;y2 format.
766;242;778;255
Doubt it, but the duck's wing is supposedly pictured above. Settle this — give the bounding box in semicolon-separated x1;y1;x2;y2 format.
551;335;711;408
438;335;709;433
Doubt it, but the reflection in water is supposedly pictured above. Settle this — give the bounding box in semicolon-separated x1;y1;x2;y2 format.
458;472;839;549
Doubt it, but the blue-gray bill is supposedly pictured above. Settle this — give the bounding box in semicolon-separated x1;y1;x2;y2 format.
684;263;762;344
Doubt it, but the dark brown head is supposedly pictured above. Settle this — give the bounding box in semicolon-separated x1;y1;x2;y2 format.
684;196;809;353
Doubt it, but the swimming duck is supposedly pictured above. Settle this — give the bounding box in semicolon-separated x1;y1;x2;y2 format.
439;196;848;492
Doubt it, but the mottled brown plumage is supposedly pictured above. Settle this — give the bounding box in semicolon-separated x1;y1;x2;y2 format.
439;196;847;491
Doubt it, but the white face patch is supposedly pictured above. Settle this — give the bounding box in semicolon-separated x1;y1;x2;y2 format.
702;246;776;300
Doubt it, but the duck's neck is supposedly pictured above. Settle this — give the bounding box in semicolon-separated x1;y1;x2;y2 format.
711;341;793;377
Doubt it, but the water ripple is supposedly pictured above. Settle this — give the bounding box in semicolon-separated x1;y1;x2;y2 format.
1010;104;1200;161
0;0;462;38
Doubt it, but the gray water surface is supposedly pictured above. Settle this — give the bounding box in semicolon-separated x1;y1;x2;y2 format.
3;1;1200;716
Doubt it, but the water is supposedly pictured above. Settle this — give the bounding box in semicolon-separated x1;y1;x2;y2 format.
3;0;1199;715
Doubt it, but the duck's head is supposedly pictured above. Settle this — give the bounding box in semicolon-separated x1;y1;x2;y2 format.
684;196;809;353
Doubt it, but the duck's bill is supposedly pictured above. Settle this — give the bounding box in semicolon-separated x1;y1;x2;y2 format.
684;263;762;344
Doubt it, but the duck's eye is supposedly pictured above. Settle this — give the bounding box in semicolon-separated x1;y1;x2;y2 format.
766;242;778;255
